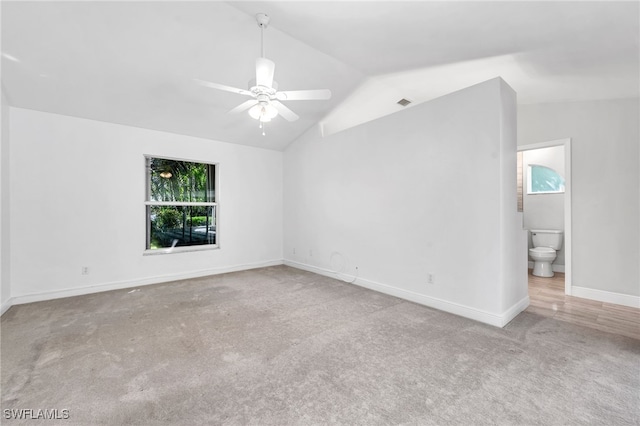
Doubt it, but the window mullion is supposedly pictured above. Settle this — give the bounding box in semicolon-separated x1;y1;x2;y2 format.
145;201;217;207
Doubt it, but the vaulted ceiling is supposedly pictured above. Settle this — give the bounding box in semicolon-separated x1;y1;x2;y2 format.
2;1;638;151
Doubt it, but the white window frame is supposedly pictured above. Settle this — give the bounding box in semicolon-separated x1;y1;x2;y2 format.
143;155;218;255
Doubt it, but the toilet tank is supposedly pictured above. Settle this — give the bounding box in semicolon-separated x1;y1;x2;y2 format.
531;229;563;250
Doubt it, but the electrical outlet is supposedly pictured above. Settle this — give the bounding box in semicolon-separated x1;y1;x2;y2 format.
309;249;313;257
81;266;89;275
427;273;434;284
293;248;296;255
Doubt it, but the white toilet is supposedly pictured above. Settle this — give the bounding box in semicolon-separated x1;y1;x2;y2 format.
529;229;563;277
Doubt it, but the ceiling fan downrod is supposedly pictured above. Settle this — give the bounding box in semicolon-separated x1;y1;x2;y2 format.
256;13;270;59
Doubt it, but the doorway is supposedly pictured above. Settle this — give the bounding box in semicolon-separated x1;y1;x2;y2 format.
518;138;572;295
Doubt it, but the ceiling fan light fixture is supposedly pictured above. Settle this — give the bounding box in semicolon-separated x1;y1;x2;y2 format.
248;102;278;122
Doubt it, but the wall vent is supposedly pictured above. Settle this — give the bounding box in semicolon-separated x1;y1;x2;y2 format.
397;98;412;107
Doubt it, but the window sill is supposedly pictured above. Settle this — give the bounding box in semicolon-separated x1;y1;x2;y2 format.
526;191;565;195
143;245;219;256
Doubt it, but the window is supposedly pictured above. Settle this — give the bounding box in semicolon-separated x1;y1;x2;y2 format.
527;164;565;194
145;157;217;252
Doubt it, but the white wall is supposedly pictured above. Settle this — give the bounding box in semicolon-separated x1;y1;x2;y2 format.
8;108;283;303
523;146;565;266
499;81;529;320
284;78;528;327
519;98;639;300
0;89;10;313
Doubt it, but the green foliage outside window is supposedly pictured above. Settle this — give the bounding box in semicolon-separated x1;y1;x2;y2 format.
148;158;214;203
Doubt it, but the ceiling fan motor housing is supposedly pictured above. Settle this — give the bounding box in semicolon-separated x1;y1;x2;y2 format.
248;78;278;93
256;93;271;104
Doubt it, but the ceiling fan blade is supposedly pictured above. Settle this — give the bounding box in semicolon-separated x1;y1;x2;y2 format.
256;58;275;88
276;89;332;101
194;79;252;96
271;100;299;122
229;99;258;114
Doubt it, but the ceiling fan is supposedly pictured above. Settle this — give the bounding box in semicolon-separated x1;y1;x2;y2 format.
195;13;332;135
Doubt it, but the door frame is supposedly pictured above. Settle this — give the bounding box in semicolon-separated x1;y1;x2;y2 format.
518;138;572;295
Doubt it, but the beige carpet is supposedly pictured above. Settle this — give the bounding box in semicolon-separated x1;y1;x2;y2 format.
2;265;639;425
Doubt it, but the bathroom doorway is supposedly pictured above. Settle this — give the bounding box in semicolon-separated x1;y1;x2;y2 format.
518;139;572;295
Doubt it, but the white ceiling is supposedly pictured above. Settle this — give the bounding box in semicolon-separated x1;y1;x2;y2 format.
2;1;638;150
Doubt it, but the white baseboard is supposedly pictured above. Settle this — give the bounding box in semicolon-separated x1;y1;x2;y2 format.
527;261;565;273
8;259;284;308
1;297;14;316
501;296;531;326
572;286;640;309
284;259;527;328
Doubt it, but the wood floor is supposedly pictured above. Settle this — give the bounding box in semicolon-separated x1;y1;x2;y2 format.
526;271;640;340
